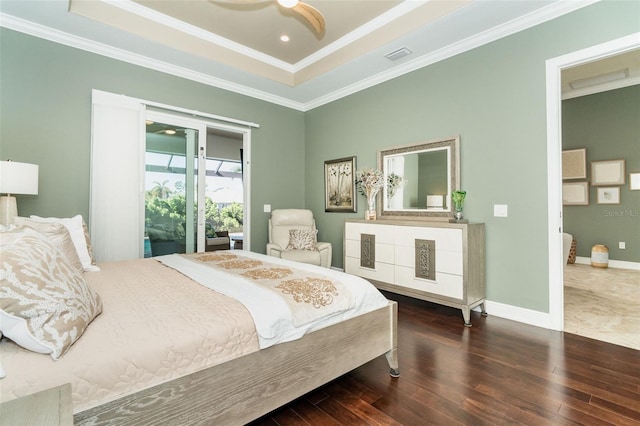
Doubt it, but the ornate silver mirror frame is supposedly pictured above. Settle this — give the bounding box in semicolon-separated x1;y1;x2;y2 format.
377;135;460;219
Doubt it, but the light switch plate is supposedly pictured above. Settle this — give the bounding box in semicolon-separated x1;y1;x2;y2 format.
264;204;271;213
494;204;508;217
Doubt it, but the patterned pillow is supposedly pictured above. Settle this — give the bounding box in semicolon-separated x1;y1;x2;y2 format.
0;227;102;359
286;229;318;251
14;217;84;274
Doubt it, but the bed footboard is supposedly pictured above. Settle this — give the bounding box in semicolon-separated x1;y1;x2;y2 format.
75;301;398;426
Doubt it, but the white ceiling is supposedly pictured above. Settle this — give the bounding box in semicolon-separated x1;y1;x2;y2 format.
1;0;637;111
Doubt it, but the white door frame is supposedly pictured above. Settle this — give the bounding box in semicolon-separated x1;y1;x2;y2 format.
204;121;253;252
545;33;640;331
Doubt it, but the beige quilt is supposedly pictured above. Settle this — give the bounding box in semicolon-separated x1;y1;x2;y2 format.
0;258;259;413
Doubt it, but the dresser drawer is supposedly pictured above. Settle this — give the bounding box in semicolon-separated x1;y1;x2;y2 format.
395;266;463;299
395;245;462;275
345;256;394;283
394;226;463;252
345;239;394;264
345;222;395;244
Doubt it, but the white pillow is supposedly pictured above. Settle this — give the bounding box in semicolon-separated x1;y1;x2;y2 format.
30;215;100;272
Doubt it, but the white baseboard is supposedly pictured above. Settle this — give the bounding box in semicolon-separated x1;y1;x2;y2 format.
574;256;640;270
473;300;552;329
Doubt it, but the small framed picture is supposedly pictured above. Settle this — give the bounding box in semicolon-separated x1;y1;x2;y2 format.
562;181;589;205
562;148;587;180
324;156;357;212
591;159;625;186
630;172;640;190
596;187;620;204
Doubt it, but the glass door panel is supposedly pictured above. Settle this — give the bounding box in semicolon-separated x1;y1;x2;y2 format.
144;113;205;256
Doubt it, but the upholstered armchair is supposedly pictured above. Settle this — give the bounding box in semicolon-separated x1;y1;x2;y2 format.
267;209;332;268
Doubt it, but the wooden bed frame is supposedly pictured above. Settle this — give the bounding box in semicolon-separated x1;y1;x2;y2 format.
74;301;399;425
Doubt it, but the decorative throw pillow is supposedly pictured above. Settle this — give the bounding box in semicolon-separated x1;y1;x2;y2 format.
30;215;100;272
13;218;84;275
0;227;102;359
286;229;318;251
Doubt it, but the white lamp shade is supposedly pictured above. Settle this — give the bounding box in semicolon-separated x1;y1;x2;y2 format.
0;161;39;195
426;194;444;208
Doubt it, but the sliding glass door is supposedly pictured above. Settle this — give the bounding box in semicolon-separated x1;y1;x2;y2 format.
144;112;206;256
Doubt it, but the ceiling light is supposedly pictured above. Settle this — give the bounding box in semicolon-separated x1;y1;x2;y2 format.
569;69;628;90
280;34;290;43
277;0;299;8
145;120;154;125
165;129;176;135
384;47;412;62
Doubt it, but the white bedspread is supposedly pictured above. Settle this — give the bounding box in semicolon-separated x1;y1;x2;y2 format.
157;251;388;348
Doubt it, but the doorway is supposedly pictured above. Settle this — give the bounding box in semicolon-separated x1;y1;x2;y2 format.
545;33;640;331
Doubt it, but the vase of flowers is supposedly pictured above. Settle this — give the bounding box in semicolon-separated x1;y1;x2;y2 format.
452;190;467;221
355;168;384;220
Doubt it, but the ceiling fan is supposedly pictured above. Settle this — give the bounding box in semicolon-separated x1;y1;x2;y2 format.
217;0;325;34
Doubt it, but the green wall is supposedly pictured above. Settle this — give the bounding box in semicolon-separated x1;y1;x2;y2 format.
305;1;639;312
0;29;305;252
563;85;640;262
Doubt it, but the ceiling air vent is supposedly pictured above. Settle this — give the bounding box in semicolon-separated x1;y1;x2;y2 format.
385;47;412;62
569;69;628;90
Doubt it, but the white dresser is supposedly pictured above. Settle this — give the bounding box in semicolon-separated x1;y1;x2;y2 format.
344;219;486;326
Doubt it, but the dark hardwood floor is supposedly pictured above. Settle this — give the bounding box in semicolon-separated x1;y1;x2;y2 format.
250;292;640;425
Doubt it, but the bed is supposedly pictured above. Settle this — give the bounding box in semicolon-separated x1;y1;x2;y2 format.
0;225;398;425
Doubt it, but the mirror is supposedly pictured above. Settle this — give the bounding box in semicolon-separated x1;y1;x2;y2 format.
377;136;460;219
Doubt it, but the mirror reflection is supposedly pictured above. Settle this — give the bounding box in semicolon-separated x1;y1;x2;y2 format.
385;148;449;210
378;136;459;219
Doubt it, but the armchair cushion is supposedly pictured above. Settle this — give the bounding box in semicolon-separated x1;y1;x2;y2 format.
286;229;317;251
280;249;322;265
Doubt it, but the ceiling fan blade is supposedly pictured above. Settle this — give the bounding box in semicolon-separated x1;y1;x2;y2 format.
292;2;325;33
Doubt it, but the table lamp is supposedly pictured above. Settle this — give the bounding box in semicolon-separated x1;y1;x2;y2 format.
426;194;444;209
0;161;39;226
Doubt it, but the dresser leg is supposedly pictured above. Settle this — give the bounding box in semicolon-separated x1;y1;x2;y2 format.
462;307;472;327
480;302;488;317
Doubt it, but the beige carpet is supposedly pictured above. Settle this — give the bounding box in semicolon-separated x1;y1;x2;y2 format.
564;263;640;350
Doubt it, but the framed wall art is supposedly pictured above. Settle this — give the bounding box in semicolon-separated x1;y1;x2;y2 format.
596;187;620;204
630;172;640;190
562;148;587;180
591;159;625;186
562;181;589;206
324;156;357;212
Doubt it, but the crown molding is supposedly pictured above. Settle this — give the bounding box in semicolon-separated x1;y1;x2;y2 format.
292;0;426;72
303;0;600;110
101;0;295;72
0;13;306;111
1;0;601;112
